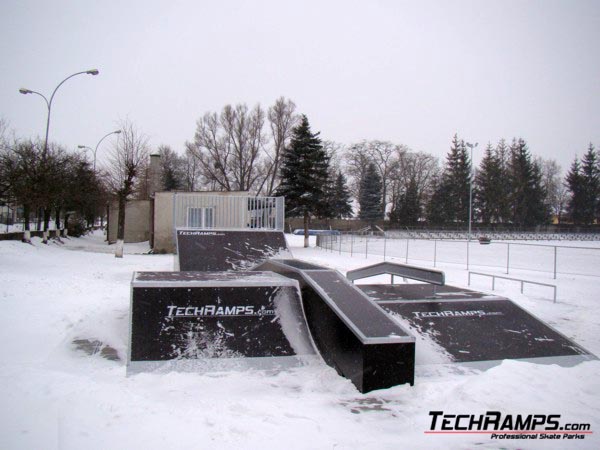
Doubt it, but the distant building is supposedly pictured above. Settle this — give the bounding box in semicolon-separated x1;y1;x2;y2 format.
107;154;284;253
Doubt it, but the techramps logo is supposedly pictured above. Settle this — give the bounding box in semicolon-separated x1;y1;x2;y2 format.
166;305;275;318
425;411;592;442
413;310;504;319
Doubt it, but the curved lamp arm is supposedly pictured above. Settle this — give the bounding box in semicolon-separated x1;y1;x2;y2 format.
19;69;99;154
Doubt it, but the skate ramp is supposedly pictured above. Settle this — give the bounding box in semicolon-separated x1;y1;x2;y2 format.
359;283;596;368
127;270;316;375
176;229;292;272
254;259;416;393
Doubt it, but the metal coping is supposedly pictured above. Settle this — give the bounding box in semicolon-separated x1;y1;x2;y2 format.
261;259;415;344
346;262;445;285
131;271;299;288
174;228;291;254
375;296;509;304
176;227;288;233
275;259;329;270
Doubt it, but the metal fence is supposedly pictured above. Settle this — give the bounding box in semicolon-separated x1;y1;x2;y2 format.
385;229;600;241
317;233;600;279
173;194;285;231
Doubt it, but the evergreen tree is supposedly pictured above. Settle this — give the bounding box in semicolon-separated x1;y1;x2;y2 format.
389;177;420;225
508;138;549;226
358;162;383;225
331;171;353;219
426;174;453;225
159;145;185;191
474;143;504;224
275;115;329;247
163;166;181;191
566;158;585;224
580;144;599;224
315;174;336;220
495;139;512;222
429;134;471;224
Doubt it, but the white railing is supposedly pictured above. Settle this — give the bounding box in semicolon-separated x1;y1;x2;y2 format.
468;271;557;303
173;193;284;231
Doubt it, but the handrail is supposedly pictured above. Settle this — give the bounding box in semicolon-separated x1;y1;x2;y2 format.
468;271;557;303
347;262;445;285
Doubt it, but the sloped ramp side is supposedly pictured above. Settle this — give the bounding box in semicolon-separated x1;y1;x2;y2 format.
127;271;316;375
254;259;416;393
359;283;597;368
176;229;292;271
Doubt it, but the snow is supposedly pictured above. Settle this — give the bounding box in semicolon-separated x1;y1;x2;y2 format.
1;231;599;449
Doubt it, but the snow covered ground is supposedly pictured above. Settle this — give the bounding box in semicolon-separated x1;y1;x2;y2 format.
0;231;599;449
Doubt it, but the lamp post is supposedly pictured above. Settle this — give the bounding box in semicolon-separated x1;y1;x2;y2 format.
466;142;478;241
19;69;99;155
79;129;121;171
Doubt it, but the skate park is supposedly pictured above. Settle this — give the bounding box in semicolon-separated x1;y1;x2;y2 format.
128;196;596;393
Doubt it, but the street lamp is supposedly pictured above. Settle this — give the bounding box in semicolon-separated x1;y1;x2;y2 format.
466;142;478;241
79;129;121;171
19;69;99;155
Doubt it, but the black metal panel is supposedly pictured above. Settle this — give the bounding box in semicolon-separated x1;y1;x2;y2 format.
301;284;414;392
362;343;415;392
300;284;365;389
176;230;290;271
130;284;313;361
381;299;590;362
304;271;409;340
359;284;491;301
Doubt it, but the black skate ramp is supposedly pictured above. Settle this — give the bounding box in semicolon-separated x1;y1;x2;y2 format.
254;259;416;393
176;229;291;271
127;271;316;374
358;283;596;367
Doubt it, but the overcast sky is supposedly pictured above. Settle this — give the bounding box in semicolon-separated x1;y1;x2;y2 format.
1;0;598;172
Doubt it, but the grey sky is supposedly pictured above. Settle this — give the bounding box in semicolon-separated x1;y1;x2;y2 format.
1;0;598;172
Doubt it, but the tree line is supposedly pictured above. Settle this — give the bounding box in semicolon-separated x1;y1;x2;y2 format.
0;135;105;237
2;97;597;246
331;134;575;229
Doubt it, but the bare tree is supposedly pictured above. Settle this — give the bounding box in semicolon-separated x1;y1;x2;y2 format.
262;97;298;195
345;141;403;215
323;140;345;173
189;103;266;193
104;120;149;257
537;157;565;223
345;147;368;198
0;118;9;148
389;150;439;223
183;143;202;191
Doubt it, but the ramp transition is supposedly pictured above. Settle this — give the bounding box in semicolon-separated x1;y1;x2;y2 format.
176;229;292;271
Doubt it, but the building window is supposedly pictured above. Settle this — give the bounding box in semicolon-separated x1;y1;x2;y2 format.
186;207;214;228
